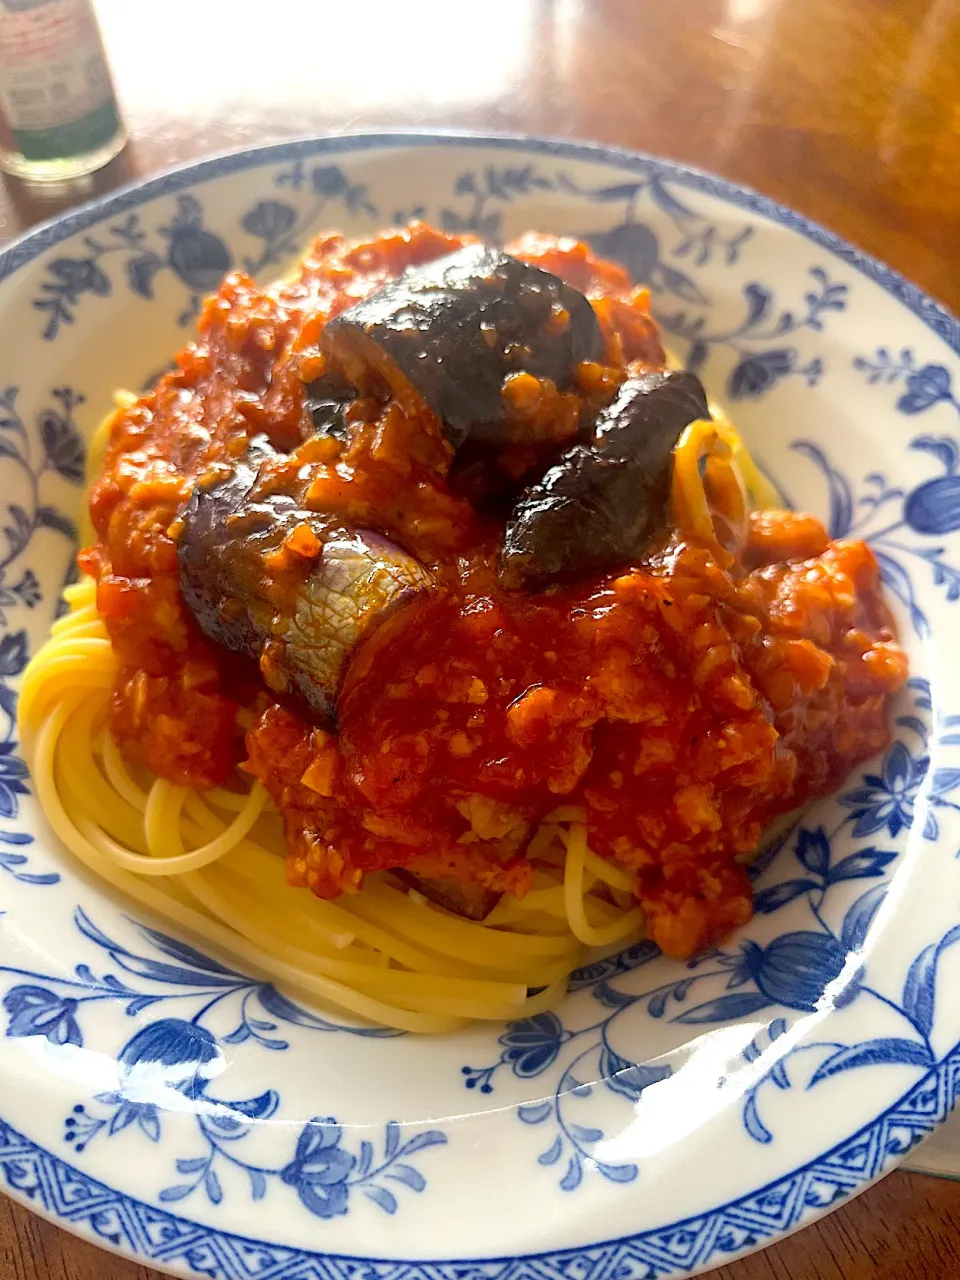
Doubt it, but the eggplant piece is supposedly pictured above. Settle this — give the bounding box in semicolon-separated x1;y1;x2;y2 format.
321;244;604;449
302;371;353;441
499;369;709;589
281;531;432;718
178;440;433;723
391;870;501;921
499;447;649;589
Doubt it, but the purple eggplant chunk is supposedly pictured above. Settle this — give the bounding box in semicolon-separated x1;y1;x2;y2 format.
302;370;353;441
281;530;432;717
391;869;501;921
177;439;433;723
320;244;604;449
499;369;709;589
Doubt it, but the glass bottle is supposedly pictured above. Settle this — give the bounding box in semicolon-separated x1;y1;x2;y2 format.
0;0;125;183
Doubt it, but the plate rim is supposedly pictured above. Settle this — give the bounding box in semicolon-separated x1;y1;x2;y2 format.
4;1035;957;1276
1;128;959;1278
0;128;957;351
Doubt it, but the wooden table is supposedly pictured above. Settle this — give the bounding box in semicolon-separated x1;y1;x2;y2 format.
1;0;959;1277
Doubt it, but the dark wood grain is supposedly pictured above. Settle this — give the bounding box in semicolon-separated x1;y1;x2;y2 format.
3;1168;960;1280
2;0;960;1276
1;0;958;313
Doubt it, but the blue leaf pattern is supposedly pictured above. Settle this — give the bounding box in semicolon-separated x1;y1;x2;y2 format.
0;163;958;1232
674;992;774;1024
594;1161;639;1183
518;1102;552;1124
135;924;240;976
840;885;888;952
932;768;960;796
363;1184;397;1214
559;1155;582;1192
809;1039;934;1084
599;1045;672;1102
538;1137;563;1166
461;675;960;1171
901;926;960;1037
827;849;897;883
796;828;831;876
753;879;819;913
743;1093;773;1144
791;441;853;536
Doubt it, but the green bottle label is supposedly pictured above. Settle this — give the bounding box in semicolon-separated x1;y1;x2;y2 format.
0;0;122;162
12;95;119;161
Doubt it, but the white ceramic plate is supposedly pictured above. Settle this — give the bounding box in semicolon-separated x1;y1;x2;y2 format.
1;134;960;1280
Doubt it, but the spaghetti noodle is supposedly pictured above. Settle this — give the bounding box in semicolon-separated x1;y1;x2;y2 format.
17;224;908;1031
20;575;644;1033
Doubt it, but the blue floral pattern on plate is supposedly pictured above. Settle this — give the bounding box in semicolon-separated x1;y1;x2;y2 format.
31;155;847;412
792;352;960;636
33;199;234;336
243;162;377;274
0;133;958;1277
0;386;82;875
460;683;960;1189
1;905;448;1218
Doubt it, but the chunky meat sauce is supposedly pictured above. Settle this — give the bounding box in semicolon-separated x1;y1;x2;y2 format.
81;223;907;958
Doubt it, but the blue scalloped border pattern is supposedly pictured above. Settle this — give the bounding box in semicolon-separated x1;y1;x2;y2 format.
3;1035;959;1278
2;132;960;1277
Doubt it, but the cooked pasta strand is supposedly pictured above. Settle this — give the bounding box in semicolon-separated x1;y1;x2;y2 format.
17;376;780;1032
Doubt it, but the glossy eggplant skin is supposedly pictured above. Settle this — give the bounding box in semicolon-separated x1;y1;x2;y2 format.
391;870;501;921
499;369;709;589
177;436;282;667
281;531;432;719
302;371;353;441
320;244;604;448
177;439;433;723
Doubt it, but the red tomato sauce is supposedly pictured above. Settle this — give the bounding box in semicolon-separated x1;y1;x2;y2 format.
80;223;907;958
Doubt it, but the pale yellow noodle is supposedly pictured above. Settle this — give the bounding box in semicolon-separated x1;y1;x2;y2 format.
17;380;775;1031
583;849;635;892
207;785;261;812
101;732;150;809
187;872;528;1006
35;701;472;1034
145;780;188;859
562;824;646;947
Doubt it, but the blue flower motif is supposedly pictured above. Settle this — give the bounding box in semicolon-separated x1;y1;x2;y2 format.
118;1018;222;1100
280;1117;356;1219
241;200;301;272
736;932;858;1013
498;1012;567;1078
47;256;110;299
40;410;85;483
0;630;27;677
160;196;232;293
90;1093;161;1143
3;985;81;1046
241;200;297;241
728;349;795;399
588;222;661;285
904;475;960;536
310;166;349;197
840;741;926;837
0;742;29;819
898;364;954;415
11;570;41;608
